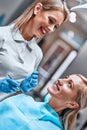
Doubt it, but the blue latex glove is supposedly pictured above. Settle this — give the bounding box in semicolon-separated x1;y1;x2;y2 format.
20;71;38;92
0;78;20;93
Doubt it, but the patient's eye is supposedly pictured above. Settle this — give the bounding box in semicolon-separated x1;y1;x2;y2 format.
68;80;73;88
66;75;69;78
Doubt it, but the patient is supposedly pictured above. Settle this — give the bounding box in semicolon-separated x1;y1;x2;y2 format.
0;74;87;130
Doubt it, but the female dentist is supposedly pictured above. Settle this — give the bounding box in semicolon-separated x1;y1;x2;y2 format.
0;0;69;99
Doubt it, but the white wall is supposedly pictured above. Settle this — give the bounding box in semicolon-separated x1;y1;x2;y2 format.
0;0;24;24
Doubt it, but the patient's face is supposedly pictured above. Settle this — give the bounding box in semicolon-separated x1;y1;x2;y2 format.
47;74;84;102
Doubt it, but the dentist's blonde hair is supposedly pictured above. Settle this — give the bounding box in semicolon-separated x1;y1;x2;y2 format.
13;0;69;31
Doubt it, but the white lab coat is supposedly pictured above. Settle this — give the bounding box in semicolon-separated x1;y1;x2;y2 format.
0;24;43;100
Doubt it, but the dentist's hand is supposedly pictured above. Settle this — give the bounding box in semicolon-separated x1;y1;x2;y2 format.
0;78;20;93
20;71;38;92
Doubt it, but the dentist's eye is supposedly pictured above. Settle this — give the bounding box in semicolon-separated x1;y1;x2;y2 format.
54;25;57;30
49;18;54;24
48;16;56;24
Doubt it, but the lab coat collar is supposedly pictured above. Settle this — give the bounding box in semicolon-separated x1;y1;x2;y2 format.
10;24;28;43
10;24;39;44
10;24;38;52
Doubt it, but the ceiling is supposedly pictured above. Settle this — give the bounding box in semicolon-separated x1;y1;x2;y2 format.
67;0;87;33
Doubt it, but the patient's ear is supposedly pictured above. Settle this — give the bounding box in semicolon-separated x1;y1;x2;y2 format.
66;101;79;109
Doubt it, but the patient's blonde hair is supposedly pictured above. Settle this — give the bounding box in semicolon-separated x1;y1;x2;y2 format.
62;74;87;130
